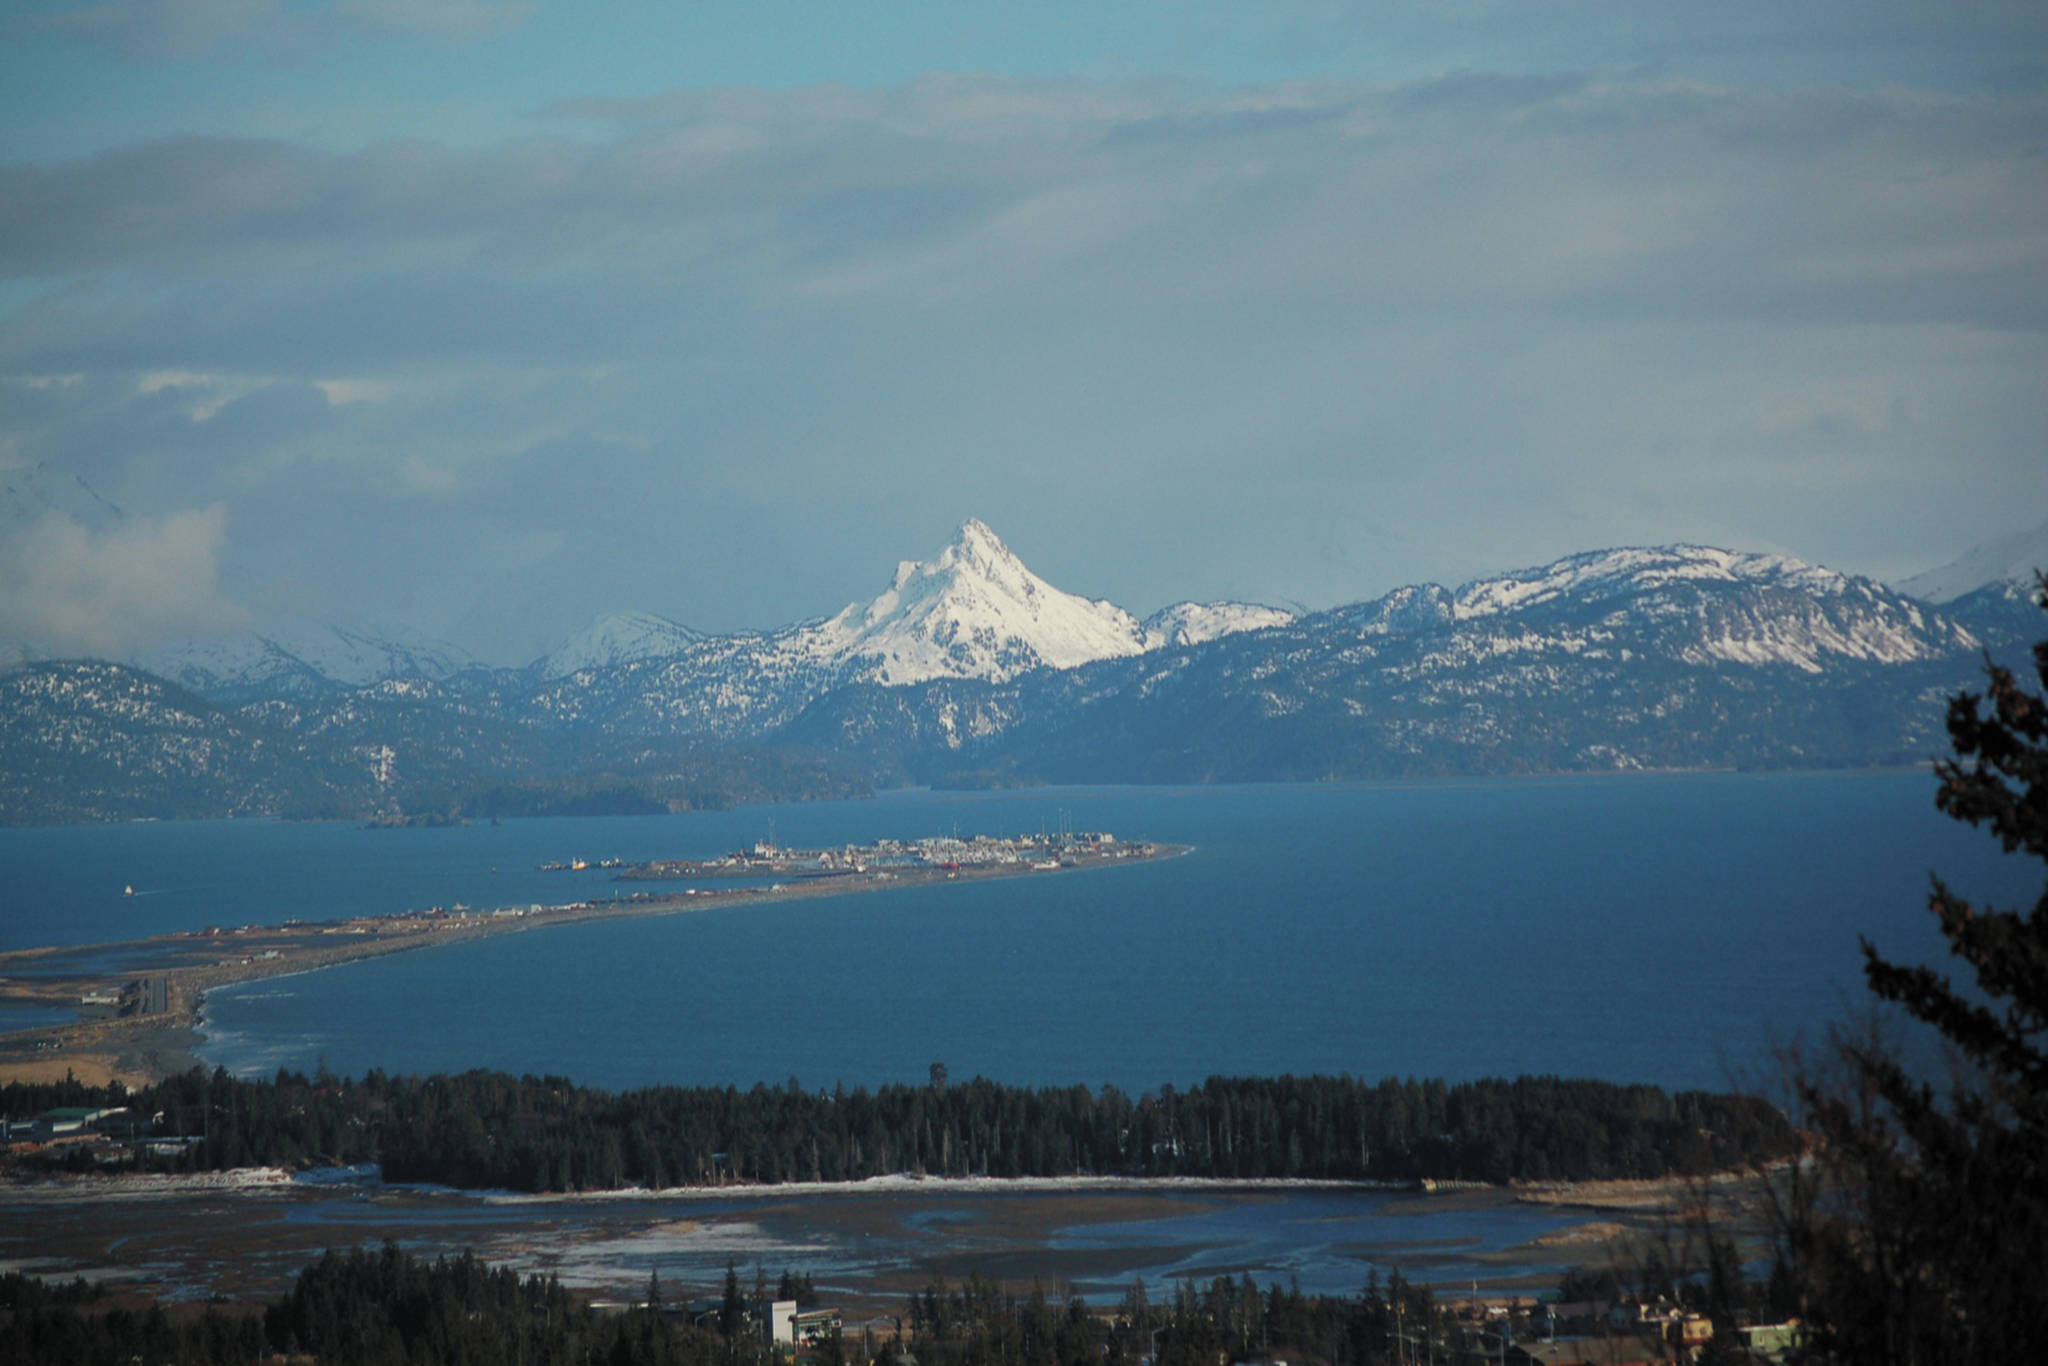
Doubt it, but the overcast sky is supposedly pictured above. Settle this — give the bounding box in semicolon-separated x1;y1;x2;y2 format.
2;2;2045;664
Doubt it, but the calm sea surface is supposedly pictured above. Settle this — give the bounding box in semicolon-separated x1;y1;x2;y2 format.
2;774;2031;1094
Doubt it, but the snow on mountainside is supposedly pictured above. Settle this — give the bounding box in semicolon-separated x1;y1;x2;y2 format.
19;529;2022;821
520;521;1294;739
1446;545;1970;674
1454;545;1843;619
790;519;1152;685
139;622;474;696
785;539;1998;784
538;611;703;677
527;523;1294;711
119;529;1995;747
1326;584;1456;636
1897;522;2048;656
1894;520;2048;604
1142;601;1295;649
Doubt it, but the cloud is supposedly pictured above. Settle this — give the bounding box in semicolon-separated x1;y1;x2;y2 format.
0;504;246;657
0;75;2042;652
3;79;2042;336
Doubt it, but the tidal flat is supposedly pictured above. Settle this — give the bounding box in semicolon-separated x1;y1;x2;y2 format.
0;1172;1730;1311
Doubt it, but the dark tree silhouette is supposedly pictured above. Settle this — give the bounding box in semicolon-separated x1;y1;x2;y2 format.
1784;576;2048;1364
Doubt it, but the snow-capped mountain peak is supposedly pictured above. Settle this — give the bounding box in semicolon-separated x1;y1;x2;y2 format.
869;518;1052;623
801;519;1149;686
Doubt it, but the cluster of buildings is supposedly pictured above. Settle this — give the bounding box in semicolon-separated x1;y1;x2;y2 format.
1;1104;196;1160
1488;1299;1803;1365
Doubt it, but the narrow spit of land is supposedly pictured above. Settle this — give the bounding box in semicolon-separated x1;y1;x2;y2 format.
0;834;1184;1088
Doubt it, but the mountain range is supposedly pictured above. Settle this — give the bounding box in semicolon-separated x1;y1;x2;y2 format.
3;519;2043;824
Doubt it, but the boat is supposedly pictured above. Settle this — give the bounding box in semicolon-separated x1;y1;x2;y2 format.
123;884;134;896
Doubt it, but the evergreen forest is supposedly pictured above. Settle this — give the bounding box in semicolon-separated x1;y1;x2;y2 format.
2;1068;1798;1192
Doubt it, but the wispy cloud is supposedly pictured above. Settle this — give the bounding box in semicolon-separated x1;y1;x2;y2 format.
6;79;2042;330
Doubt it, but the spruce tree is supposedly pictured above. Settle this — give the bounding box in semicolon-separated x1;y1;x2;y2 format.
1789;577;2048;1363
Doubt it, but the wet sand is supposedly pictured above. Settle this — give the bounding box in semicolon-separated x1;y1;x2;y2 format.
0;1177;1272;1310
0;1172;1691;1312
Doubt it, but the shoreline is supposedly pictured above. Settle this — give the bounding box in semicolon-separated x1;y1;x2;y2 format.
0;842;1188;1089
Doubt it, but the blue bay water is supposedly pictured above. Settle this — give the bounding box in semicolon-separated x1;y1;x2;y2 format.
2;774;2032;1094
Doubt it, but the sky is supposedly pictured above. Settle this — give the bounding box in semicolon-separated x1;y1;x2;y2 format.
1;2;2045;665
